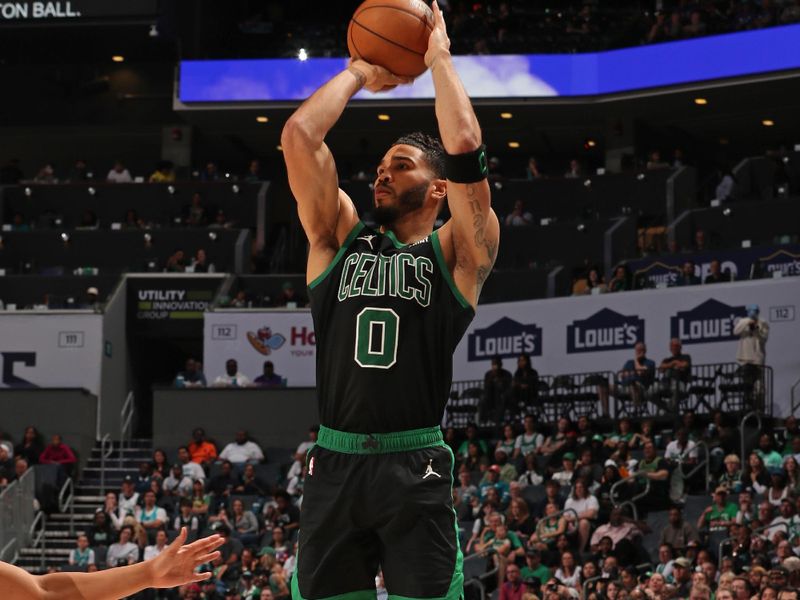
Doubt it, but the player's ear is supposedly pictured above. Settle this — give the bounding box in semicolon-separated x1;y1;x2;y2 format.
430;178;447;202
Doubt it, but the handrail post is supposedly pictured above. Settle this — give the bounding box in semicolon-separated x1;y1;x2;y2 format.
120;391;134;470
100;433;112;494
791;376;800;416
740;411;762;466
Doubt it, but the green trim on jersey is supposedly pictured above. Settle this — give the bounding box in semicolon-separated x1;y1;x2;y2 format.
388;446;464;600
431;230;472;311
291;574;376;600
317;425;444;454
384;229;406;249
308;221;366;290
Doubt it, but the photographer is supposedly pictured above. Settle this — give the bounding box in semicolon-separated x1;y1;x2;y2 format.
733;304;769;408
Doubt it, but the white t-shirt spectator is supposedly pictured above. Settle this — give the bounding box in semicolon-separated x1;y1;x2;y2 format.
181;461;205;482
219;440;264;463
515;432;544;456
552;469;575;487
144;543;167;561
564;494;599;518
664;440;698;462
117;492;139;520
555;567;581;588
297;440;315;456
106;541;139;566
213;372;252;387
163;473;194;496
107;168;133;183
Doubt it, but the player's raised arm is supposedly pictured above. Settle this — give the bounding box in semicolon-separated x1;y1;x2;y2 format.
425;0;499;307
0;529;222;600
281;60;411;283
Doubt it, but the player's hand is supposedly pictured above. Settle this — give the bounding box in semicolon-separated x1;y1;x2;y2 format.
424;0;451;69
348;58;413;93
146;528;223;588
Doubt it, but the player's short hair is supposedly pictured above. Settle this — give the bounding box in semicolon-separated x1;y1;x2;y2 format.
393;132;445;179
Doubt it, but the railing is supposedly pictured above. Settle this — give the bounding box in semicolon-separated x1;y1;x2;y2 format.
534;507;578;539
678;440;710;493
610;471;652;521
0;468;36;565
740;411;763;466
791;376;800;416
717;521;788;571
59;477;75;536
583;574;605;600
99;433;113;493
0;538;18;564
29;511;46;570
119;391;135;469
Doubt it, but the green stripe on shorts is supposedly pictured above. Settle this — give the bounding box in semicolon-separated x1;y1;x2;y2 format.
316;425;444;454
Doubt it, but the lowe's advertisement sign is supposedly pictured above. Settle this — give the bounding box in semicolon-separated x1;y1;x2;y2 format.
453;277;800;416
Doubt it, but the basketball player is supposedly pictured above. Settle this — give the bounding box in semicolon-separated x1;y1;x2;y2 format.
0;528;222;600
282;2;498;599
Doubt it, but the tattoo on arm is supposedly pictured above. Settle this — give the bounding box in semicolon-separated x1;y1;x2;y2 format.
465;184;497;292
347;67;366;89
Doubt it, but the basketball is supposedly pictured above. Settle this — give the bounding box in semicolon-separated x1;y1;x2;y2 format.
347;0;434;78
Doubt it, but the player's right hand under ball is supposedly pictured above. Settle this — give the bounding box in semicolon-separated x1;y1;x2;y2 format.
348;57;413;93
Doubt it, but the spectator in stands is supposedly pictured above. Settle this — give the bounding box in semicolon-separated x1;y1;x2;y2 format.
719;454;743;493
646;151;670;170
513;414;543;460
0;446;14;484
589;507;642;561
143;529;169;563
244;159;262;182
186;192;208;227
178;446;206;482
213;358;252;388
173;497;200;535
634;441;671;513
15;426;44;465
675;260;701;287
743;452;770;495
496;424;516;457
208;460;239;500
39;433;77;477
525;157;543;180
616;342;656;410
149;160;175;183
698;486;738;533
163;463;193;497
67;534;96;571
661;506;699;554
704;259;729;284
87;510;114;548
499;562;527;600
580;266;607;295
9;211;30;231
683;10;707;36
231;497;260;546
480;465;511;505
134;462;154;495
135;490;168;542
564;159;582;179
175;358;207;388
658;338;692;411
511;354;538;411
664;428;698;503
67;158;90;182
735;303;769;375
715;168;738;202
552;452;577;487
191;248;215;273
296;426;318;456
564;478;599;552
504;200;533;226
274;281;306;308
34;162;57;183
537;416;572;459
118;476;140;520
188;427;217;466
106;160;133;183
200;161;220;182
528;502;567;553
219;430;264;464
122;208;144;230
165;248;187;273
254;361;284;388
481;357;513;424
209;209;232;229
106;525;140;567
264;490;300;534
190;479;211;518
607;264;630;292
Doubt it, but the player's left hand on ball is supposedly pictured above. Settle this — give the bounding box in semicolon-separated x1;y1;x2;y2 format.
147;528;224;588
424;0;451;69
348;57;413;93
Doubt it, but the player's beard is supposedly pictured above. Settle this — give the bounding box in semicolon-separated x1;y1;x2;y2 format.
373;183;428;227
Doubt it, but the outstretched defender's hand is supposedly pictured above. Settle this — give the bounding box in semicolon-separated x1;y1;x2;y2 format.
348;58;413;93
424;0;451;69
147;528;223;589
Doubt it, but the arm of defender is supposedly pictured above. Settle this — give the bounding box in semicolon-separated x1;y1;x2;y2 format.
425;2;499;307
0;529;222;600
282;61;411;284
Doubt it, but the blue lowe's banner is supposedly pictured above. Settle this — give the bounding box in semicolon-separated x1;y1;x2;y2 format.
178;24;800;102
467;317;542;361
566;308;645;354
669;299;747;345
627;244;800;288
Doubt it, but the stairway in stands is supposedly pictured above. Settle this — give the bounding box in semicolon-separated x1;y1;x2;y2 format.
16;439;153;573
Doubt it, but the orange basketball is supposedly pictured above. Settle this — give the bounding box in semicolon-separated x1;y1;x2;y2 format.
347;0;434;78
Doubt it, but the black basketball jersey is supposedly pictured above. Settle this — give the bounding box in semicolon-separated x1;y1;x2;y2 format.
308;221;474;433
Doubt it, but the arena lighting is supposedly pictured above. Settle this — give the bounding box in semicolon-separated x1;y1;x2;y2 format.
255;116;269;123
208;232;218;242
722;207;733;216
111;55;125;63
231;184;240;194
583;179;592;187
585;139;597;148
148;24;159;38
377;114;390;121
507;141;520;148
762;119;775;127
276;145;283;152
636;173;646;180
23;187;32;197
500;112;513;119
297;48;308;61
167;185;175;195
87;187;96;196
60;232;70;243
694;97;708;105
576;223;586;232
143;233;152;243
